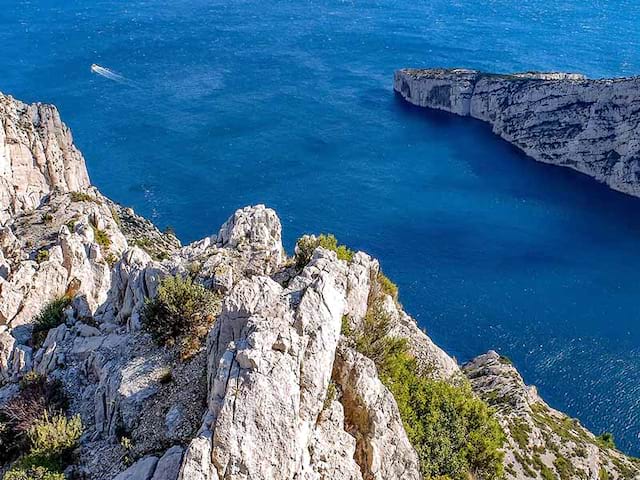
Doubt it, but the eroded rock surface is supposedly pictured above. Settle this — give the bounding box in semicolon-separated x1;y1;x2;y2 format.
0;93;90;222
465;351;640;480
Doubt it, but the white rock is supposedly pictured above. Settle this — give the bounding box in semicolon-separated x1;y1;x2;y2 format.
0;93;90;223
112;456;158;480
333;344;421;480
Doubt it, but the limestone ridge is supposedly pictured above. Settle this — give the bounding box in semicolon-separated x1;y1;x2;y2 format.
0;93;638;480
394;68;640;197
0;93;90;223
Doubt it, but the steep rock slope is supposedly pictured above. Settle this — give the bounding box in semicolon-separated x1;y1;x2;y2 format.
394;68;640;197
0;93;638;480
465;352;639;480
0;93;90;223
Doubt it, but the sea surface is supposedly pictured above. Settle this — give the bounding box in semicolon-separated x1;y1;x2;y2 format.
2;0;640;455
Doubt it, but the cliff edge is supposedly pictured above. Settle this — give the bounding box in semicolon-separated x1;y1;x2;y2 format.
0;93;638;480
394;68;640;197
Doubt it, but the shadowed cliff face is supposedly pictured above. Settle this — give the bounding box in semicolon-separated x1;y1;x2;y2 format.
0;93;639;480
394;68;640;198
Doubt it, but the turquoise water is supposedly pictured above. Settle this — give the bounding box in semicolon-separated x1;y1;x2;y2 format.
2;0;640;454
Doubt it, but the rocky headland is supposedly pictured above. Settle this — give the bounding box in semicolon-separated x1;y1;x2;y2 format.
394;68;640;197
0;91;638;479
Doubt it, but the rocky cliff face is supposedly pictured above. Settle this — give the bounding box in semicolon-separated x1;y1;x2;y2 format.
394;68;640;197
0;93;90;223
0;94;639;480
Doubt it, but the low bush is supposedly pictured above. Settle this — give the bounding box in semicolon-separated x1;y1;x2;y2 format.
92;226;111;250
0;373;69;464
4;413;82;479
353;300;407;373
29;413;82;462
3;463;65;480
346;275;505;480
295;233;354;268
376;271;399;302
32;297;71;349
36;249;50;264
597;432;616;449
142;275;219;360
109;207;122;228
66;218;77;232
69;191;99;204
341;315;352;337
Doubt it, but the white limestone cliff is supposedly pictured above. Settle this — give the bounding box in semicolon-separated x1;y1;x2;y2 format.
394;68;640;197
0;93;90;223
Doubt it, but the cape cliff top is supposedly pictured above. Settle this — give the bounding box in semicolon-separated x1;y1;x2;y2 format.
394;67;640;198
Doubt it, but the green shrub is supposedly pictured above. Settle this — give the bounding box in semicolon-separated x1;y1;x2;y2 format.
70;191;99;204
66;218;77;232
32;297;71;349
158;367;173;384
498;355;513;365
29;412;82;458
92;225;111;250
353;300;408;374
318;234;353;262
105;253;119;267
36;249;50;264
346;277;505;480
110;207;122;228
42;213;53;224
120;435;134;466
376;271;399;301
294;235;319;268
597;432;616;449
341;315;352;337
4;463;65;480
4;413;82;479
0;373;68;464
323;381;337;411
142;275;219;360
295;233;354;268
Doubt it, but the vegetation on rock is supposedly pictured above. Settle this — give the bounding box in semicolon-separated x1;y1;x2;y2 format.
36;249;50;264
31;297;71;349
346;275;505;480
4;413;82;480
376;271;399;302
597;432;616;449
142;275;220;360
91;225;111;250
1;373;81;478
295;233;354;268
69;191;99;204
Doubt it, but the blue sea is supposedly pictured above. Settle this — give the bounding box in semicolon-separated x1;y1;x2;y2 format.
2;0;639;455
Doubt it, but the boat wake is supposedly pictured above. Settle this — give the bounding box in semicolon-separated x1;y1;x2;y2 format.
90;64;131;85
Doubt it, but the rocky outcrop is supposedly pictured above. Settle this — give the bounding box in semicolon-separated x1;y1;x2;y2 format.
0;93;90;223
394;68;640;197
465;351;640;480
333;344;420;480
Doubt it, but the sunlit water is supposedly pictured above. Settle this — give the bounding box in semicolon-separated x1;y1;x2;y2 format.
2;0;639;454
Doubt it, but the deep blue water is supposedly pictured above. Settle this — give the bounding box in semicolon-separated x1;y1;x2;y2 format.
2;0;640;455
